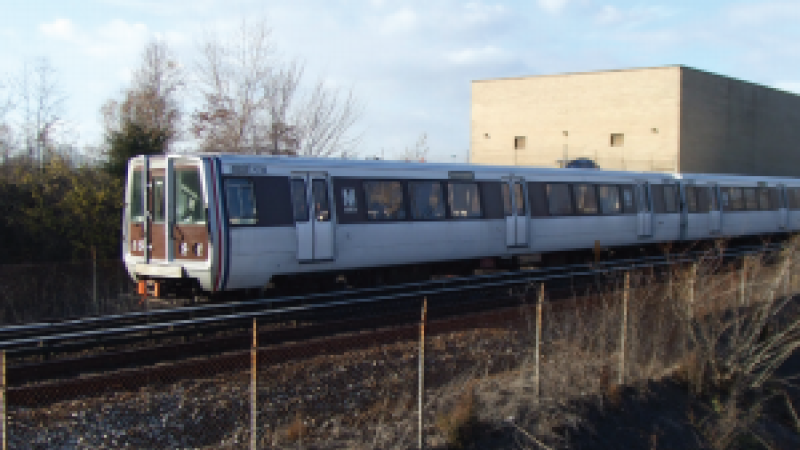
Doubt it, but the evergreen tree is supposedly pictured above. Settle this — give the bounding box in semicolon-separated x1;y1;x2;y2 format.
104;119;167;178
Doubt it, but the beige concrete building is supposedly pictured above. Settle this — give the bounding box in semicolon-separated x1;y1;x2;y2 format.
471;66;800;177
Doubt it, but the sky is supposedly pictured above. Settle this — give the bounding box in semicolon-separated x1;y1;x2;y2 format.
1;0;800;163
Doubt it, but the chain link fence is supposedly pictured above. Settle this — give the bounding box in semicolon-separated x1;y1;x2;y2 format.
1;248;799;448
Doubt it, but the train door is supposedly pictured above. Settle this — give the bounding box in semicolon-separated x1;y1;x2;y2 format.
709;184;722;234
291;172;334;262
128;158;150;263
127;156;167;263
636;181;653;237
777;184;788;230
147;158;167;262
168;158;208;263
502;177;528;248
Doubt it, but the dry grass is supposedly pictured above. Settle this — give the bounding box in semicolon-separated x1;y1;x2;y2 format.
285;412;308;442
431;238;800;449
435;382;479;449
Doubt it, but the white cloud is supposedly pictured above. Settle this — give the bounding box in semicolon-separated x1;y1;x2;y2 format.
39;19;78;41
445;45;509;66
727;2;800;26
89;20;150;58
39;19;151;59
457;2;509;28
380;8;419;34
594;4;674;27
538;0;570;14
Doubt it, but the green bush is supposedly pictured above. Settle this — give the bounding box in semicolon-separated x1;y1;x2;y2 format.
0;157;123;263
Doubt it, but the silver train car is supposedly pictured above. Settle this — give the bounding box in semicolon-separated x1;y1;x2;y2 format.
122;154;800;297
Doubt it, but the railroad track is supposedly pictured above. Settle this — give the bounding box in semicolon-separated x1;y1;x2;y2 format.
0;242;787;406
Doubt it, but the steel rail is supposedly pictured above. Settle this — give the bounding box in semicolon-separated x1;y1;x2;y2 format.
0;242;776;342
0;242;782;357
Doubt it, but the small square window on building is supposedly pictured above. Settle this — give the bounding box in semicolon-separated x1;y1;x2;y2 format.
610;133;624;147
514;136;526;150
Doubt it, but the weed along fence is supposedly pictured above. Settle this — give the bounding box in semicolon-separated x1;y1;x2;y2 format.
0;259;137;325
2;246;800;449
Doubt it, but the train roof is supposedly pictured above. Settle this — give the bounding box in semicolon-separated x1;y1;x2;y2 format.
131;153;800;185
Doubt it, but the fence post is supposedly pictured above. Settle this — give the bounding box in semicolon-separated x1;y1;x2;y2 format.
251;318;257;450
535;283;544;401
419;297;427;450
740;257;747;306
688;262;697;315
686;262;698;362
667;264;673;300
783;251;790;299
2;350;5;450
619;272;629;386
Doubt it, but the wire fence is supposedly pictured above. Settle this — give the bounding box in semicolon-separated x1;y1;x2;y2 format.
1;249;798;449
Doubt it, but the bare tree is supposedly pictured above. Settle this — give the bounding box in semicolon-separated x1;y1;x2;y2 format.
295;79;361;157
16;59;67;165
102;40;184;154
398;133;430;162
192;19;277;153
192;19;361;156
0;77;14;163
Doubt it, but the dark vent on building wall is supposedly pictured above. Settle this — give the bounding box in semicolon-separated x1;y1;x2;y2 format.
514;136;526;150
610;133;624;147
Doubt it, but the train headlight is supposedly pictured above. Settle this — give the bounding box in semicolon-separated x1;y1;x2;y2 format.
180;242;189;256
194;243;204;257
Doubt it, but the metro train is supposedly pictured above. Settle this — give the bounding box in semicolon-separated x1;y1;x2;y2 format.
122;154;800;298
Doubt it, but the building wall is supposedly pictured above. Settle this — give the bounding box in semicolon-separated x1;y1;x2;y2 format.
680;67;800;177
470;67;682;172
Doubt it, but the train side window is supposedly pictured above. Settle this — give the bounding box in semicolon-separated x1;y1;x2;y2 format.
225;178;258;225
743;188;758;211
768;188;781;210
130;171;145;222
663;185;678;213
620;185;636;214
685;186;699;213
447;182;482;218
574;183;598;215
757;188;771;211
695;187;711;213
364;181;406;220
479;182;504;219
175;169;206;224
409;181;445;220
598;185;621;214
502;183;512;216
546;183;573;216
528;182;549;217
651;185;666;213
291;179;309;222
729;187;744;211
790;188;800;210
